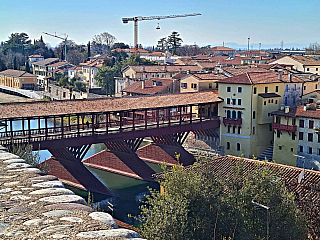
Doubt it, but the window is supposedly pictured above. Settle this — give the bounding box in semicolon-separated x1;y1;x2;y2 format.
253;111;256;119
227;142;230;150
253;127;255;135
227;125;231;133
227;110;231;118
304;86;306;90
237;143;240;151
233;126;236;134
316;84;318;89
232;98;236;105
309;120;314;129
277;130;281;138
291;148;294;152
279;146;282;150
275;86;279;92
227;86;231;92
181;83;187;89
318;149;320;155
275;100;278;104
226;98;231;105
299;120;304;128
238;127;241;134
237;86;242;93
237;99;242;106
308;133;313;142
209;83;212;89
299;146;303;153
318;134;320;143
264;101;266;105
269;124;272;131
232;111;236;119
253;87;257;94
292;118;296;126
308;147;312;154
265;87;268;93
268;99;270;103
292;132;296;141
271;99;273;103
237;111;242;119
307;68;310;71
191;83;197;89
299;132;304;140
317;68;319;71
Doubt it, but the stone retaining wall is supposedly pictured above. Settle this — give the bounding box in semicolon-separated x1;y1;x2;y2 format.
0;147;144;240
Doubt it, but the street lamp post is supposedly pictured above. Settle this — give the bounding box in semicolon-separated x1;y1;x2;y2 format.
252;200;270;240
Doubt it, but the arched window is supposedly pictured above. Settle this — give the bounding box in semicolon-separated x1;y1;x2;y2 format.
227;142;230;150
232;111;237;119
237;111;242;119
227;110;231;118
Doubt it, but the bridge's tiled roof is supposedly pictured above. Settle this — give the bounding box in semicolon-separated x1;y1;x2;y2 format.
0;91;222;119
82;150;156;181
136;143;195;166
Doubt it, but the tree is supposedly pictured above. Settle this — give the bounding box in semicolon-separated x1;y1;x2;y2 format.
166;31;183;55
25;61;31;73
306;42;320;55
157;37;167;51
176;44;201;56
112;42;129;49
87;41;91;60
138;159;308;240
92;32;117;54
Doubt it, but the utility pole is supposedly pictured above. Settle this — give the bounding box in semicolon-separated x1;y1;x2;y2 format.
252;200;270;240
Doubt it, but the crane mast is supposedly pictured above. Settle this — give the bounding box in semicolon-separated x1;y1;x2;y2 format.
122;13;201;55
43;32;68;62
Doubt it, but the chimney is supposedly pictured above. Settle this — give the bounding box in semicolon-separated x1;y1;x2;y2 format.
304;105;307;111
285;106;290;113
141;80;145;89
311;75;314;81
278;71;283;81
280;104;285;110
288;73;292;82
164;65;167;72
187;70;190;74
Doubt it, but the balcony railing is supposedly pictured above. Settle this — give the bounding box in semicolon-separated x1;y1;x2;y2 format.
272;123;297;132
223;117;242;126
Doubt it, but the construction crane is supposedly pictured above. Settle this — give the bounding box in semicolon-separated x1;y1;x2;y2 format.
43;32;68;62
122;13;201;55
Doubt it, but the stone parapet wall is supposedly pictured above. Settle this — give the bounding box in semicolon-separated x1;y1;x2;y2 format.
0;147;144;239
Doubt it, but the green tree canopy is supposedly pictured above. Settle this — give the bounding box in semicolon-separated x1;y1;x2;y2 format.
167;31;183;55
138;159;308;240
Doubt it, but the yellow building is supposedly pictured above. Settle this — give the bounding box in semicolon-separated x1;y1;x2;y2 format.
271;107;298;166
180;73;227;93
0;69;37;90
217;71;291;159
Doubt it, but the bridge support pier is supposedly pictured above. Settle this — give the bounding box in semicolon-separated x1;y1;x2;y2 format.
151;132;190;146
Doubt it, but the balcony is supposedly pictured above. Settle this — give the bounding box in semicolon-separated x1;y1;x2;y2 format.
272;123;297;132
223;117;242;126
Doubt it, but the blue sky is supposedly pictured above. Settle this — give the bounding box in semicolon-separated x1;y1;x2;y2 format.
0;0;319;49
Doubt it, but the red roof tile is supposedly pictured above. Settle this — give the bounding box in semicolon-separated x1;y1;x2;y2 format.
82;150;156;181
0;69;36;78
210;46;235;51
128;65;202;73
136;143;195;166
122;78;174;95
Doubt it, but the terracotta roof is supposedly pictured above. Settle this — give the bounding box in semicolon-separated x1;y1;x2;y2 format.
192;73;227;81
148;52;164;57
122;78;174;95
128;48;149;53
32;58;59;66
172;73;188;80
272;105;320;119
210;46;235;51
47;61;70;68
258;93;281;98
271;107;298;117
153;155;320;204
128;65;202;73
68;66;82;70
0;91;222;119
40;158;111;196
0;69;36;78
209;56;242;65
217;71;301;85
82;150;156;181
192;54;211;60
240;50;268;55
136;143;195;166
80;59;104;67
289;55;320;66
196;61;217;69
